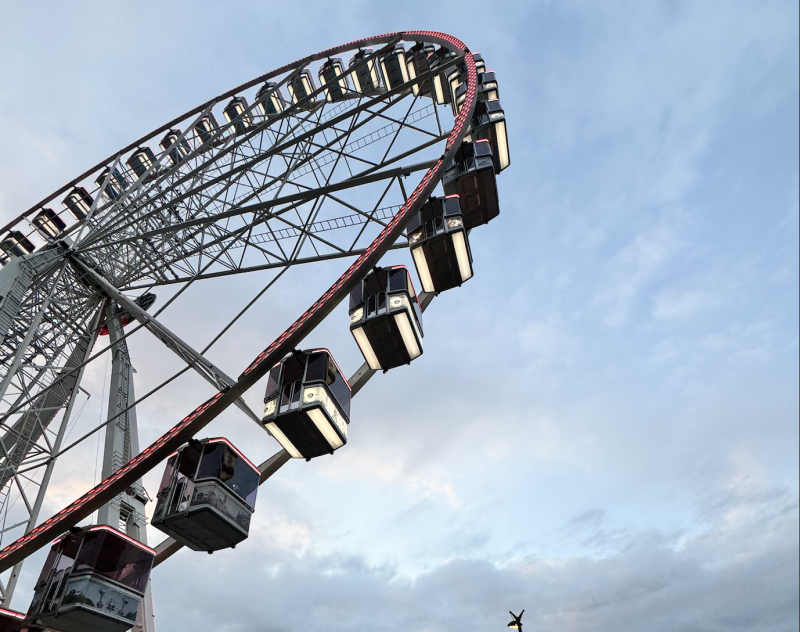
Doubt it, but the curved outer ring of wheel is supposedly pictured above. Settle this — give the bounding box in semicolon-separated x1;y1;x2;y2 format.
0;30;478;572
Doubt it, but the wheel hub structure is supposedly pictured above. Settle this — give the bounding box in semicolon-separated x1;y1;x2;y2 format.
0;31;501;630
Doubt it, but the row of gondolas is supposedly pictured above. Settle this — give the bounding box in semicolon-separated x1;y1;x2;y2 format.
0;45;506;264
2;46;508;632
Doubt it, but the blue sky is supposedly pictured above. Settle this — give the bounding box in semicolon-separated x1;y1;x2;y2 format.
0;1;797;630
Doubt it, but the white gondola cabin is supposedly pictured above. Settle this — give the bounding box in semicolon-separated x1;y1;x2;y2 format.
62;187;93;221
348;48;384;96
160;128;191;165
446;52;484;115
380;44;410;94
0;231;35;260
32;208;67;241
193;112;221;146
408;195;473;294
262;349;350;460
454;70;499;115
26;526;154;632
472;99;509;173
256;82;287;119
151;438;259;552
429;47;457;105
95;167;129;201
349;266;423;371
126;146;158;180
224;96;253;135
442;140;500;228
288;69;320;111
318;58;352;102
405;42;435;98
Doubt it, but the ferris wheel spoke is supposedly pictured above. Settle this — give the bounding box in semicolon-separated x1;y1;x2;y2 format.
85;82;411;253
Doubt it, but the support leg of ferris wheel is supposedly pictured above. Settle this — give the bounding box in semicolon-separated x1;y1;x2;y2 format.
0;306;102;607
95;305;155;632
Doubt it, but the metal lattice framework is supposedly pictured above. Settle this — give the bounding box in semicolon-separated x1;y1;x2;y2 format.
0;31;482;624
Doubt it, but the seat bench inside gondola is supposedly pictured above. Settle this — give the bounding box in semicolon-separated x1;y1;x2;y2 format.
151;438;259;552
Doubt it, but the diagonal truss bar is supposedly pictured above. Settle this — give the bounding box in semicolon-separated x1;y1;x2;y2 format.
69;256;262;425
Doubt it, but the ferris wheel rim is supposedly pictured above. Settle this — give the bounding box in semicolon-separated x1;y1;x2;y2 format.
0;29;479;576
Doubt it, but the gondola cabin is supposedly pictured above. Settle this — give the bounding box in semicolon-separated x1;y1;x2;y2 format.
472;99;510;173
477;71;499;102
224;97;252;135
0;608;25;632
94;167;128;201
193;112;221;146
26;526;154;632
454;70;499;115
442;140;500;228
430;47;456;105
446;52;484;115
98;292;156;336
349;266;423;371
380;44;410;94
62;187;93;221
318;58;351;102
151;438;259;552
0;231;35;260
160;129;191;165
288;69;319;111
126;147;158;180
348;49;384;96
262;349;350;460
32;208;67;241
405;42;435;97
256;82;286;119
408;195;473;294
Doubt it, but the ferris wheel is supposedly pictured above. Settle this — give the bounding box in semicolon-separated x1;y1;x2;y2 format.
0;30;508;631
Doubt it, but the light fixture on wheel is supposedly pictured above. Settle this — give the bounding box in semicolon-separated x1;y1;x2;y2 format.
151;437;260;553
442;140;500;228
262;349;351;460
26;525;155;632
224;96;253;136
408;195;473;294
349;265;424;371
